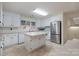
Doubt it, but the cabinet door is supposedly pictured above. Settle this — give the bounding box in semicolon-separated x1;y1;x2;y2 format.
19;34;24;43
3;12;11;27
30;39;40;50
0;35;2;48
4;35;12;46
11;34;18;45
0;12;2;26
4;34;18;47
3;12;20;27
11;14;20;27
46;31;50;40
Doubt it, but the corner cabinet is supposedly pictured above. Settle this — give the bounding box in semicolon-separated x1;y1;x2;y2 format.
2;12;20;27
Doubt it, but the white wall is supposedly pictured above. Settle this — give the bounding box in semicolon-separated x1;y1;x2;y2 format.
40;14;63;27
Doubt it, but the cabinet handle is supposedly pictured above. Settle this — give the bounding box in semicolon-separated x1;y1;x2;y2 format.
0;21;1;23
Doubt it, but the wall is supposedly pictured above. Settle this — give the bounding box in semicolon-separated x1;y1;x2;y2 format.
63;11;79;43
40;14;63;27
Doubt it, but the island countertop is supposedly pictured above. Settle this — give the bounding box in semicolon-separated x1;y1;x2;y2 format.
24;31;47;51
24;31;47;36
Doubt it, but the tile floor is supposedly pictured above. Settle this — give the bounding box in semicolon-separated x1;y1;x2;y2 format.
5;39;79;56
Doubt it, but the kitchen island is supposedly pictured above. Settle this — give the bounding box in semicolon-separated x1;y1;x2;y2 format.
24;31;47;52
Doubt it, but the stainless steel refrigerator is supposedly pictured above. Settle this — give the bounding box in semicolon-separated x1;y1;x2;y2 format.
50;21;61;44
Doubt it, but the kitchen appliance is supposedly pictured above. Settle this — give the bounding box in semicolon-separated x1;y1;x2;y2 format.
38;27;45;31
50;21;61;44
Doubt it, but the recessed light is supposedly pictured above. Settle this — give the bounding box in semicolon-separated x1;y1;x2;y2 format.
33;8;48;16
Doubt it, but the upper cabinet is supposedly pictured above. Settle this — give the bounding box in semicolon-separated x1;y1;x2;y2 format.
0;12;1;26
31;22;36;26
2;12;20;27
21;20;36;26
0;3;3;27
21;20;26;25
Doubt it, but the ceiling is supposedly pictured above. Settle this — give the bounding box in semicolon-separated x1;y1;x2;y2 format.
2;2;79;19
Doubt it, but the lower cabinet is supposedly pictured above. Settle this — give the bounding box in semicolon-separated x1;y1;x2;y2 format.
4;34;18;47
3;33;25;47
0;35;2;48
46;31;50;40
18;34;24;43
24;35;46;51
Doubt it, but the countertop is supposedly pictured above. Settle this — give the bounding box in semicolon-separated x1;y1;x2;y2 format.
24;31;47;36
0;30;28;34
0;30;48;35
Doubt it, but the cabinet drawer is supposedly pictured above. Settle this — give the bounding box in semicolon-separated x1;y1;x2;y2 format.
19;34;24;43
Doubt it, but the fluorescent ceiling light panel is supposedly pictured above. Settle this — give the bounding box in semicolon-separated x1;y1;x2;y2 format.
70;26;79;29
33;8;48;16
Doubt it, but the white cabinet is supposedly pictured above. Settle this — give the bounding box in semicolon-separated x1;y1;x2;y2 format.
11;14;20;27
4;34;18;47
24;34;46;51
18;34;24;43
3;12;11;27
0;35;2;48
45;27;50;40
0;13;1;26
0;12;3;27
46;31;50;40
3;12;20;27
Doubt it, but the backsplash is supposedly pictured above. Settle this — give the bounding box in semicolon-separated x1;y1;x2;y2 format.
0;27;18;31
0;25;39;33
